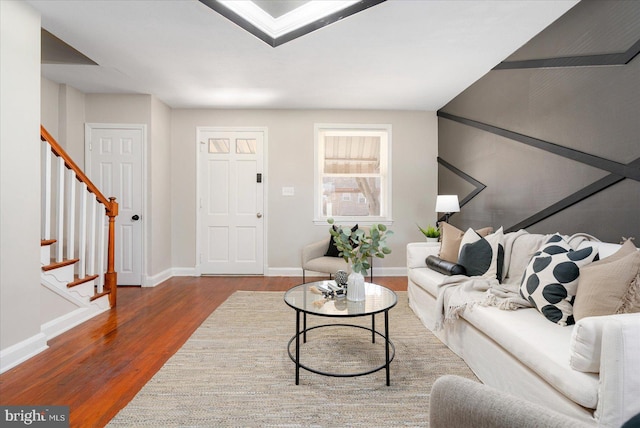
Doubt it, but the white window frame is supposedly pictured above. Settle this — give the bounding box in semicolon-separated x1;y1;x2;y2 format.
313;123;392;225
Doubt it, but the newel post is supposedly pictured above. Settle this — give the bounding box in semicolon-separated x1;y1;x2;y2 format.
106;197;118;307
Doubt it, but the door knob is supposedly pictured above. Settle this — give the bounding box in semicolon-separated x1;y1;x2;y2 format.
256;213;263;218
132;214;140;221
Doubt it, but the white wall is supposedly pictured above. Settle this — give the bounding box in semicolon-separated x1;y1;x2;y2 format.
43;91;437;282
86;93;173;284
59;84;86;164
0;0;45;359
41;79;86;164
85;93;151;124
41;77;59;138
171;109;438;275
148;96;173;280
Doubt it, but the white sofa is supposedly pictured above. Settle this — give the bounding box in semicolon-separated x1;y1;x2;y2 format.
407;238;640;427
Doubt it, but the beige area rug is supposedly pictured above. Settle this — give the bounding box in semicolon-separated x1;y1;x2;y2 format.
108;291;477;427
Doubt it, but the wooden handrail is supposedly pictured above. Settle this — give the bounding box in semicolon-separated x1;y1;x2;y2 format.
40;125;118;307
40;126;117;215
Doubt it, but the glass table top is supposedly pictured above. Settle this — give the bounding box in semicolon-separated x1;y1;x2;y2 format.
284;280;397;317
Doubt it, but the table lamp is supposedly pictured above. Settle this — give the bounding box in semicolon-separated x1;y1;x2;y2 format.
435;195;460;223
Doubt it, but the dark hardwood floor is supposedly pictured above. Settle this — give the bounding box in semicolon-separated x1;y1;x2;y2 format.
0;276;407;427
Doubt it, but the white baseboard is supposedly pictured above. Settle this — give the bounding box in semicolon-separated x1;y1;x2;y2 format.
143;267;198;287
40;306;109;341
265;266;407;277
142;266;405;284
0;333;48;374
143;268;173;287
171;267;199;277
266;267;303;276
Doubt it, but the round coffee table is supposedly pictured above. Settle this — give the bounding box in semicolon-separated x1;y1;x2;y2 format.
284;280;397;386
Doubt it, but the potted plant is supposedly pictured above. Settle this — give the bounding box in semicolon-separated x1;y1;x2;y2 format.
327;219;393;301
417;224;440;242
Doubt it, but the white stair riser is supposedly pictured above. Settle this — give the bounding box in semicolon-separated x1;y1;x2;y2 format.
67;280;96;299
92;295;110;311
41;264;75;287
40;245;51;266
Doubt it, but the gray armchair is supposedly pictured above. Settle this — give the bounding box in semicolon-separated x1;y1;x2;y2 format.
429;376;589;428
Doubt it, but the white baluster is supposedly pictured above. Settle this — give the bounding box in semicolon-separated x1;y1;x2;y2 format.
78;184;88;279
42;142;52;240
67;170;76;261
56;157;65;262
97;209;106;294
88;197;97;275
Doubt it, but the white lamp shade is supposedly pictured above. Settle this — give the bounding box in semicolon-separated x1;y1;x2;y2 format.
435;195;460;213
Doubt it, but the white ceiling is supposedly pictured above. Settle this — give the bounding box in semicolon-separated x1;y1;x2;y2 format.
28;0;578;110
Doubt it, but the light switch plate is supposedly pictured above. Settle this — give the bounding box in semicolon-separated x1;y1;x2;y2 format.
282;187;295;196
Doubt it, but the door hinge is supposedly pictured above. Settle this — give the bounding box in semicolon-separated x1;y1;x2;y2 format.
257;173;262;183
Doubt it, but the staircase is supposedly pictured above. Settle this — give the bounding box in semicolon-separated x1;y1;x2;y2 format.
39;126;118;337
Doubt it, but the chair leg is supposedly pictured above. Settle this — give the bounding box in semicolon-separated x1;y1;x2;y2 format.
302;269;306;284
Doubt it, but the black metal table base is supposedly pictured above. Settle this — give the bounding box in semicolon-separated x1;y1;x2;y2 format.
288;310;395;386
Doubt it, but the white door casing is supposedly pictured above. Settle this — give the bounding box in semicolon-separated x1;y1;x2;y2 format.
85;124;145;285
197;128;265;275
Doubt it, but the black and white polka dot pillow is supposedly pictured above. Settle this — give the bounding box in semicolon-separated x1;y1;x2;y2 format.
519;234;599;326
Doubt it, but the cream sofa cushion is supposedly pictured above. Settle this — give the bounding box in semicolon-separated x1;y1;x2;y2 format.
455;297;599;408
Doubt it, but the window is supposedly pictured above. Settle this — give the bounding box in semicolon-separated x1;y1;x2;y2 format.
314;124;392;224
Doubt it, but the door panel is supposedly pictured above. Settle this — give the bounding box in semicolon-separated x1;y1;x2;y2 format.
198;129;264;274
208;160;229;214
87;125;143;285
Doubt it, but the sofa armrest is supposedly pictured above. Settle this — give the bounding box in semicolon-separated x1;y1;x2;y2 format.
570;313;640;373
302;238;331;265
407;242;440;269
596;313;640;428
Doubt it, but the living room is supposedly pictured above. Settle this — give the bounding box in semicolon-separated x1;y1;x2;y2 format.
1;0;639;426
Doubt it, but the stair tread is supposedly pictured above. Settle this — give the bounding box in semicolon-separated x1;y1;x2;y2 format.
41;239;56;246
90;289;111;302
42;258;79;271
67;274;100;288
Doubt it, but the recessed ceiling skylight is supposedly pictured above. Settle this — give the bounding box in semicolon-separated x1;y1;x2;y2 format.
199;0;386;47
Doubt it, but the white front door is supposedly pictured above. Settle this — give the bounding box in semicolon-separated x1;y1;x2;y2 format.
86;124;144;285
197;128;265;274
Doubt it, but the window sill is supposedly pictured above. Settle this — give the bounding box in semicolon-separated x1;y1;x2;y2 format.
313;218;394;226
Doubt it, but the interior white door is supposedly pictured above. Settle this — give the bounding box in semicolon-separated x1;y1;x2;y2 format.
86;125;144;285
198;129;264;274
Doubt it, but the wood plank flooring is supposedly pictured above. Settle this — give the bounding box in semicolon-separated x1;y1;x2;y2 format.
0;276;407;427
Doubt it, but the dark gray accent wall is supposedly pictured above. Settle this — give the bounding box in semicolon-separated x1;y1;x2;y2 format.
438;0;640;243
